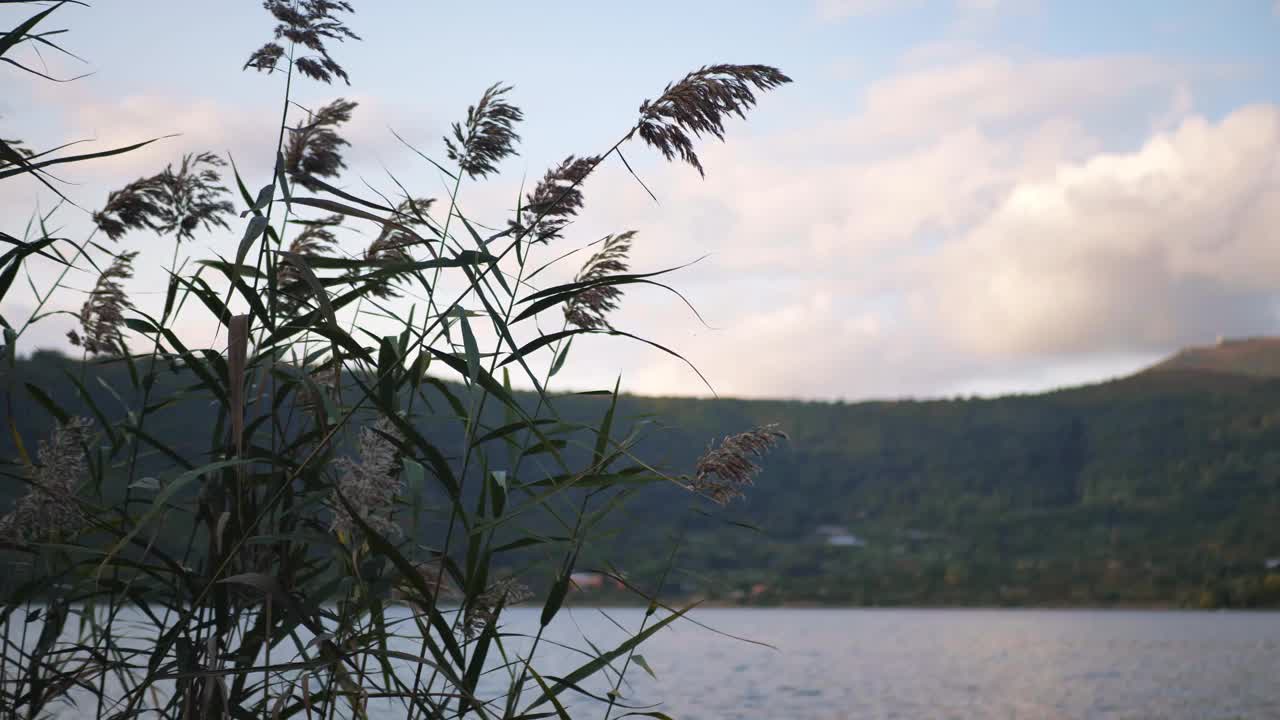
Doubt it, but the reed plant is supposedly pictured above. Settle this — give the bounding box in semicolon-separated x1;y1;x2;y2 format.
0;2;789;718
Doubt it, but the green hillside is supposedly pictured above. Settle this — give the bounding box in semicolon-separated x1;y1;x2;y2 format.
4;346;1280;608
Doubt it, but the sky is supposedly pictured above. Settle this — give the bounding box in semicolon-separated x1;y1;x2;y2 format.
3;0;1280;401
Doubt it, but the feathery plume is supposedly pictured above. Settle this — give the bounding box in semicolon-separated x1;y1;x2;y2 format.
444;83;523;180
393;196;435;226
310;361;340;391
245;0;359;85
92;174;168;241
0;417;93;544
690;424;786;505
330;415;404;541
361;234;412;299
297;358;342;419
394;557;462;610
356;197;433;299
155;152;235;243
69;251;136;356
563;231;634;331
92;154;231;242
244;42;284;74
284;98;357;192
637;64;791;176
464;577;532;639
276;214;341;314
514;155;599;245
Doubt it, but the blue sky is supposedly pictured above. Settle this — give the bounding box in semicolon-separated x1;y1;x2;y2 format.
3;0;1280;400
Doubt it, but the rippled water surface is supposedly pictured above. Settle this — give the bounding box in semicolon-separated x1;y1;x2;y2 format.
513;607;1280;720
24;607;1280;719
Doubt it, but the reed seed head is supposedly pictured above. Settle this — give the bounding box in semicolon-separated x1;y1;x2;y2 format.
298;359;342;418
361;234;413;300
357;197;431;299
70;250;137;356
465;577;532;639
690;424;786;505
444;83;523;180
92;153;232;242
277;214;341;314
394;557;462;610
393;196;435;226
244;42;285;74
156;152;235;243
564;231;635;331
514;155;599;245
92;174;168;241
330;415;404;541
284;98;357;192
245;0;359;85
638;64;791;177
0;417;93;544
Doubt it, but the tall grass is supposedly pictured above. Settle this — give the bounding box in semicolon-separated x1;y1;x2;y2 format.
0;2;789;718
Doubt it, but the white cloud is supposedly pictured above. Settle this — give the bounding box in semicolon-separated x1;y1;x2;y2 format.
851;54;1184;144
4;40;1271;402
532;51;1208;397
549;52;1280;399
926;105;1280;357
0;89;449;369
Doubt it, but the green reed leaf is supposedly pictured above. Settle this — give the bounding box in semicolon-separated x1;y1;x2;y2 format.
541;555;575;628
0;3;59;58
24;382;69;423
236;215;269;267
527;668;572;720
97;457;254;575
631;654;657;680
527;604;695;710
454;307;480;386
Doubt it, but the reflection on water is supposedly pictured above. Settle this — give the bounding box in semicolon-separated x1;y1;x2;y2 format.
530;607;1280;720
17;606;1280;719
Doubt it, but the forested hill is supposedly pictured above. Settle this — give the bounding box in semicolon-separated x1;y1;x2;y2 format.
4;343;1280;608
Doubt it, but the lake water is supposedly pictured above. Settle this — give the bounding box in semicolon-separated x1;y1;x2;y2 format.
17;607;1280;719
514;607;1280;720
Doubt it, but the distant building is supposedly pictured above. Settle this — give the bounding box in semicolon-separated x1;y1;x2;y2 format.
826;533;865;547
813;524;866;547
570;572;604;590
569;571;624;591
1265;558;1280;571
